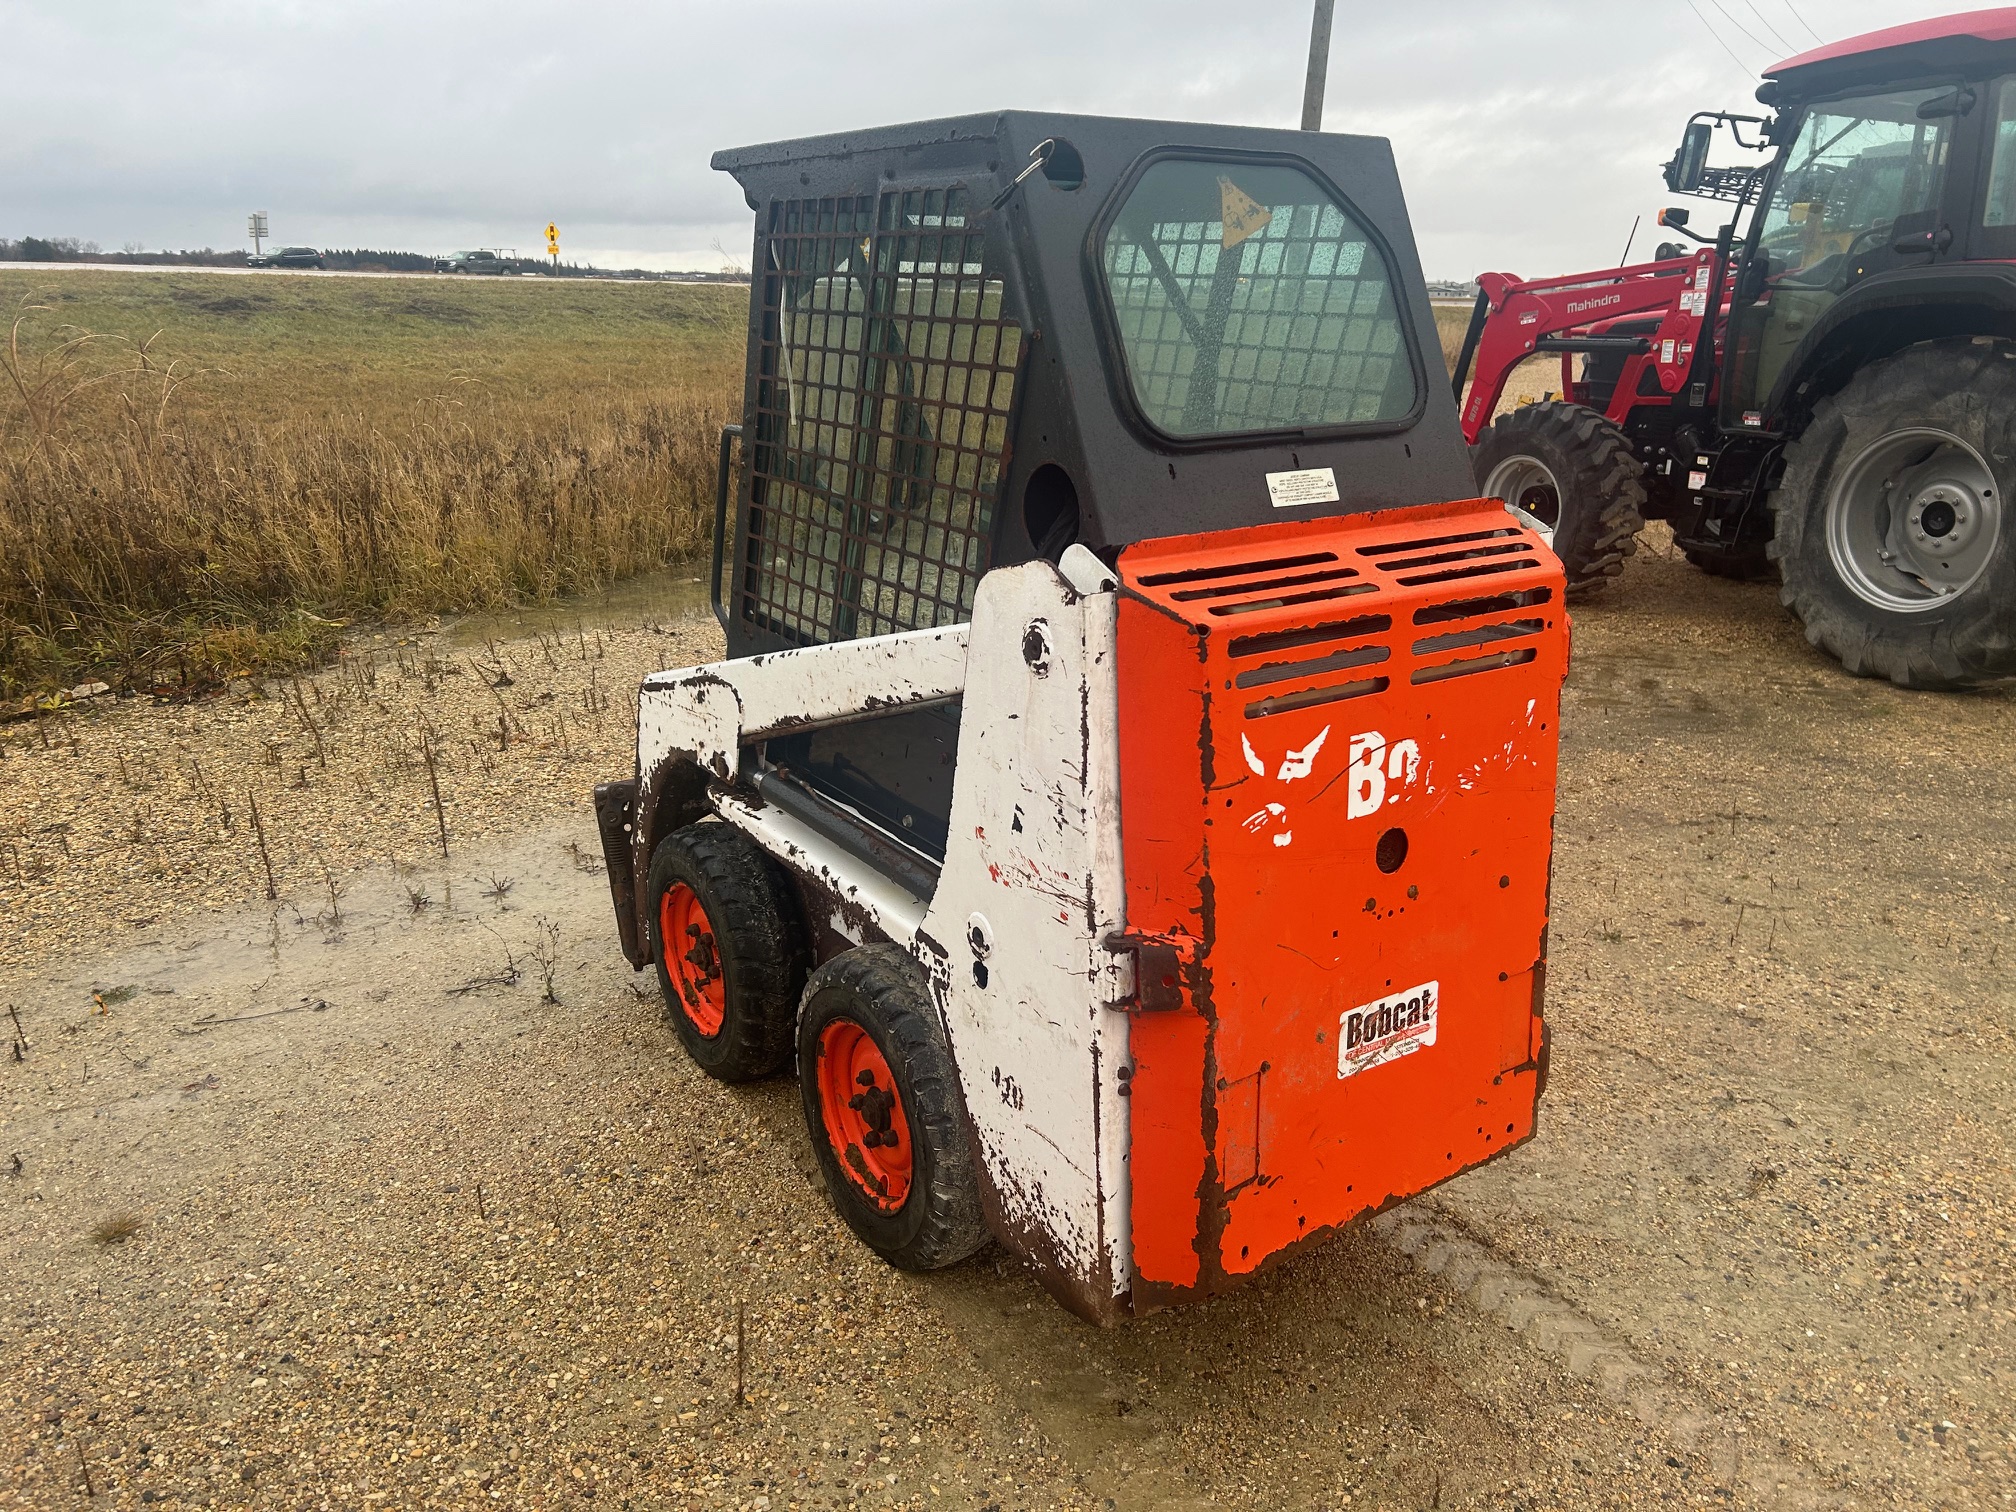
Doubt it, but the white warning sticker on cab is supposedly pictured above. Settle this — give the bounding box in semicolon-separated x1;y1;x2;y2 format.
1266;466;1340;509
1339;980;1438;1079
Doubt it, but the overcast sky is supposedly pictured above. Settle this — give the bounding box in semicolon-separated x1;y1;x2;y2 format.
0;1;1977;278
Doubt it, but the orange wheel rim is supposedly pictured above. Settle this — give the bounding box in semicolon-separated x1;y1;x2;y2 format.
815;1019;913;1212
659;883;725;1036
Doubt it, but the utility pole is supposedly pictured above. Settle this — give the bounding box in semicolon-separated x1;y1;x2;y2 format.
1301;0;1336;131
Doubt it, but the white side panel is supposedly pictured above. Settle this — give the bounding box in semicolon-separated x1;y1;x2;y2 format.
638;625;968;780
913;562;1132;1306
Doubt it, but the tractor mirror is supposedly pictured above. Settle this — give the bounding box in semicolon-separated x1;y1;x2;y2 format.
1657;207;1690;229
1664;122;1713;194
1916;86;1976;120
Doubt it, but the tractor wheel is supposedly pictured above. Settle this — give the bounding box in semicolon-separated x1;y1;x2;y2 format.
797;945;987;1272
646;823;807;1081
1771;341;2016;689
1472;402;1647;597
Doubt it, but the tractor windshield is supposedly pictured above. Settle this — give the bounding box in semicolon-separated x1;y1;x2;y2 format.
1754;88;1952;289
1099;158;1417;440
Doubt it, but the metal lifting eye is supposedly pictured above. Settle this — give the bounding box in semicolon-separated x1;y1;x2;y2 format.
990;139;1057;210
1016;139;1058;184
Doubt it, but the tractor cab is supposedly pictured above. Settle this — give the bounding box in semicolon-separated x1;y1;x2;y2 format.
598;112;1567;1319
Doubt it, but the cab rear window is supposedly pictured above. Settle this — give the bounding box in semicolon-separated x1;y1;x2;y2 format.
1100;158;1417;439
1988;77;2016;227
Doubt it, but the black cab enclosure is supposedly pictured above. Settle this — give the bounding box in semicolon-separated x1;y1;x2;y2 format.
708;110;1477;662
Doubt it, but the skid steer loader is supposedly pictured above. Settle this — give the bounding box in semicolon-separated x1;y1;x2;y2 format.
595;112;1567;1322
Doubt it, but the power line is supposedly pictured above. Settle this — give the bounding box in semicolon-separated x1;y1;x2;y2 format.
1704;0;1775;57
1683;0;1762;79
1737;0;1796;53
1778;0;1826;46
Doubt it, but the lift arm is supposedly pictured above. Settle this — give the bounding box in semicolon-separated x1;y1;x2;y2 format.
1455;249;1720;444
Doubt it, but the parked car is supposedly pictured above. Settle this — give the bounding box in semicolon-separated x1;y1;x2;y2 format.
435;249;516;275
249;246;325;270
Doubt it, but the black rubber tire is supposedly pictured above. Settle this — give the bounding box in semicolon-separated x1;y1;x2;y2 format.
1771;341;2016;690
646;822;807;1082
1680;541;1776;582
797;945;987;1272
1471;401;1648;597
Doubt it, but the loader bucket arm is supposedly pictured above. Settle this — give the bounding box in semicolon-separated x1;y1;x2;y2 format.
1457;252;1717;444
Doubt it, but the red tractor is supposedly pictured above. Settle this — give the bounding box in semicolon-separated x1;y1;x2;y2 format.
1454;9;2016;688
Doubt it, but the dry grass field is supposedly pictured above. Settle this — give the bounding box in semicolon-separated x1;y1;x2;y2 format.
0;271;743;701
0;277;1531;707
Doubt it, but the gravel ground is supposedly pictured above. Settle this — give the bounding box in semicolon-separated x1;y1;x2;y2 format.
0;601;721;974
1450;528;2016;1507
3;536;2013;1509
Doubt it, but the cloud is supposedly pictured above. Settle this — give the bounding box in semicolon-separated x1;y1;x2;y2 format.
0;0;1961;272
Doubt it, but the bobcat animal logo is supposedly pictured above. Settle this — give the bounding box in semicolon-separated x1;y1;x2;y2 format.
1344;730;1421;820
1238;725;1421;847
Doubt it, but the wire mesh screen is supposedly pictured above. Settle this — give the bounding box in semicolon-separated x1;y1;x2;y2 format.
1102;159;1416;438
741;188;1023;645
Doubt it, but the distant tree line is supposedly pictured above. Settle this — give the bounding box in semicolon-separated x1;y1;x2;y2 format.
0;235;746;283
0;236;245;265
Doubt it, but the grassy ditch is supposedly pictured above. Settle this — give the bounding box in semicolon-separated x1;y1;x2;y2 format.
0;271;743;702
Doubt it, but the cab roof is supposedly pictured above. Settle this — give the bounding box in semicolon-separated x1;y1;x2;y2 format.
1764;7;2016;97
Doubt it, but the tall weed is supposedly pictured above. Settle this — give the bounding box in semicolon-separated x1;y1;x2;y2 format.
0;291;732;697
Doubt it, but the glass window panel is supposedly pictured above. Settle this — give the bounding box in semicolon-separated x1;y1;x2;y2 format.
1988;77;2016;227
1101;159;1416;436
740;192;1021;644
1757;87;1953;276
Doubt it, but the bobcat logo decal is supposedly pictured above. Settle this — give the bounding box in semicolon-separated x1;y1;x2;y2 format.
1238;726;1421;847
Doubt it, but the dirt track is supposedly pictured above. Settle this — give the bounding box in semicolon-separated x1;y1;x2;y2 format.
3;535;2013;1510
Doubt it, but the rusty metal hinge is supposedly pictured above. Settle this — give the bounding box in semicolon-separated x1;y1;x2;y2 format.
1102;930;1192;1014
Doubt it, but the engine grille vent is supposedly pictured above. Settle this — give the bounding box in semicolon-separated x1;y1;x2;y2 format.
1139;549;1374;618
1355;526;1543;587
1228;613;1393;719
1408;586;1553;685
1118;502;1564;720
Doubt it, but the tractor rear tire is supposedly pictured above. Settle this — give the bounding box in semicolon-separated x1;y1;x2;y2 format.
1771;341;2016;689
647;822;807;1082
1472;402;1647;597
798;945;987;1272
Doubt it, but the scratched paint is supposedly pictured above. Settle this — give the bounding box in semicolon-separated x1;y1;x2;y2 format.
1114;499;1568;1307
916;561;1133;1320
614;498;1565;1322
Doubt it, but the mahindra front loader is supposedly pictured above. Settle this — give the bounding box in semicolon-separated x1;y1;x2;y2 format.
595;112;1566;1321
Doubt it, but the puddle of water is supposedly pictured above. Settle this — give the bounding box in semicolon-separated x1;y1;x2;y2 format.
440;564;714;648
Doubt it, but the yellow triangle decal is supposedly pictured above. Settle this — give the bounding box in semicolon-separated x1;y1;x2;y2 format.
1219;177;1273;249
